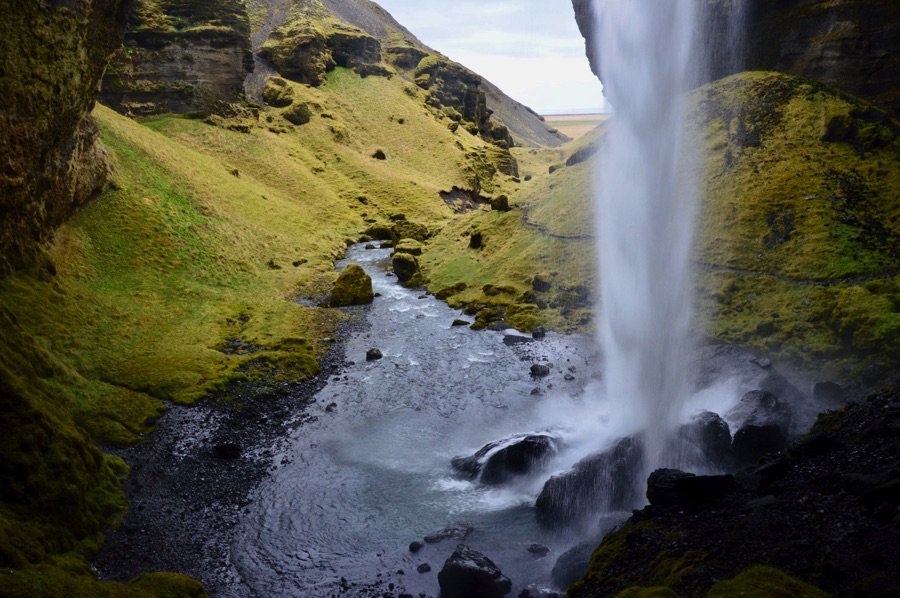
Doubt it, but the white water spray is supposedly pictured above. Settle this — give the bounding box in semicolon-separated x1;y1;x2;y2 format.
593;1;702;470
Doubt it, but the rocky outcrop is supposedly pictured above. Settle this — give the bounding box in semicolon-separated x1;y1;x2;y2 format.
100;0;254;116
0;0;129;273
568;386;900;597
572;0;900;116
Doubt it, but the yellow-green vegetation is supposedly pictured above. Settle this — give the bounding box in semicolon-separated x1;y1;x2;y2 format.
693;71;900;377
615;588;679;598
423;71;900;378
330;263;373;307
705;565;829;598
1;55;521;590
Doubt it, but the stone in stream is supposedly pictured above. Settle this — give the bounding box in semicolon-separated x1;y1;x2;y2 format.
645;468;738;507
451;435;557;485
408;541;424;553
527;543;550;558
366;348;383;361
438;544;512;598
727;389;793;434
535;436;643;528
675;410;733;469
423;522;473;544
530;364;551;378
451;319;469;327
416;562;431;574
329;263;374;307
531;326;546;340
550;541;594;590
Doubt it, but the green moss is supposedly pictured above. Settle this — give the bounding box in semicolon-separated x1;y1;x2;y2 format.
616;588;679;598
706;566;828;598
262;77;294;108
0;562;205;597
329;263;374;307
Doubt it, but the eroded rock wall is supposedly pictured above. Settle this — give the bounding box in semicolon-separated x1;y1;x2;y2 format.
100;0;254;115
0;0;129;274
572;0;900;116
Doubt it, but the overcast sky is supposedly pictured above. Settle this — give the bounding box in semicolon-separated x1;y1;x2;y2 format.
375;0;607;114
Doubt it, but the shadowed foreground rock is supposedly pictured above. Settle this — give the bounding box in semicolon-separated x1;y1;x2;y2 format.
438;544;512;598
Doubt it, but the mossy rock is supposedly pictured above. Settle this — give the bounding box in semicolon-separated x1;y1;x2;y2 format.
706;566;828;598
284;102;312;126
505;303;542;332
390;220;429;243
262;77;294;108
393;239;424;256
435;282;467;300
391;252;422;287
329;263;374;307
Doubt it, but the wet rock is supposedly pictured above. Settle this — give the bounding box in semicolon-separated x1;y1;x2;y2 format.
677;410;733;468
535;437;643;527
490;194;510;212
564;374;575;381
732;424;788;467
530;364;551;378
424;522;473;544
417;562;431;574
532;326;546;340
550;542;594;589
750;356;772;369
727;389;793;434
646;468;738;507
813;381;846;407
329;263;374;307
366;348;383;361
451;319;469;327
409;541;424;553
325;402;337;413
862;363;887;385
527;543;550;558
503;334;533;346
520;588;561;598
469;231;483;249
480;435;558;485
438;544;512;598
213;442;241;460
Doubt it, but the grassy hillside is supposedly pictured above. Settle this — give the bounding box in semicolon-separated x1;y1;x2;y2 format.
0;64;515;593
420;71;899;381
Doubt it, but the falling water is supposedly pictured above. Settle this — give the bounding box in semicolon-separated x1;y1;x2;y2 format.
593;0;705;471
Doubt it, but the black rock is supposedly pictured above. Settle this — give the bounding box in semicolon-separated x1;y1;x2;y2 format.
677;411;732;469
531;326;546;340
452;319;469;327
564;374;575;382
480;435;557;485
417;563;431;574
733;424;788;467
727;389;793;434
646;468;738;507
409;541;424;553
213;442;241;460
366;348;383;361
424;522;473;544
862;364;886;385
325;402;337;413
535;436;643;528
530;364;551;378
527;543;550;557
469;232;483;249
438;544;512;598
813;381;846;407
503;334;533;346
550;542;593;589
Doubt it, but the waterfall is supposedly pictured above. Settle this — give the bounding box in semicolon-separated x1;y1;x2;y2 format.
592;0;713;472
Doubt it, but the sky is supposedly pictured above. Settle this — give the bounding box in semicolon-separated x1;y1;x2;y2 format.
374;0;607;115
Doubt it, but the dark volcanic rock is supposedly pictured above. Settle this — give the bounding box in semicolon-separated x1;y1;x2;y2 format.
535;436;643;528
424;522;473;545
568;386;900;598
727;389;793;434
676;410;733;469
438;544;512;598
530;364;551;378
646;469;738;507
551;542;594;590
480;435;557;485
213;442;242;460
732;424;788;467
365;348;383;361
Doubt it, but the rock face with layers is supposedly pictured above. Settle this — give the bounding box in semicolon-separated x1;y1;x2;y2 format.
572;0;900;116
100;0;254;115
0;0;129;273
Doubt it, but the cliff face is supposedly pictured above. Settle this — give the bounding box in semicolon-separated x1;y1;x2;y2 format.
100;0;254;115
572;0;900;116
0;0;128;274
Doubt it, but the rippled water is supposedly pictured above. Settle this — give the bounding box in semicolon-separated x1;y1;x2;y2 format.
230;245;795;597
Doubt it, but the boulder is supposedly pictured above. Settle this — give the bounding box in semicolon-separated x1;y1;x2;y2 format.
391;252;423;287
390;220;429;243
262;77;294;107
532;275;552;293
393;239;424;256
284;102;312;125
733;424;788;467
677;410;733;469
480;435;557;485
366;348;383;361
530;364;551;378
424;522;473;544
490;194;510;212
813;381;846;407
727;389;793;434
469;231;483;249
551;542;594;590
535;436;643;527
438;544;512;598
329;263;374;307
646;469;738;507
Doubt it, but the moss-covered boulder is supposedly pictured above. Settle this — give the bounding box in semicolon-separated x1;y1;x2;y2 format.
390;220;429;243
262;77;294;107
284;102;312;126
330;263;374;307
393;239;424;256
392;252;423;287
